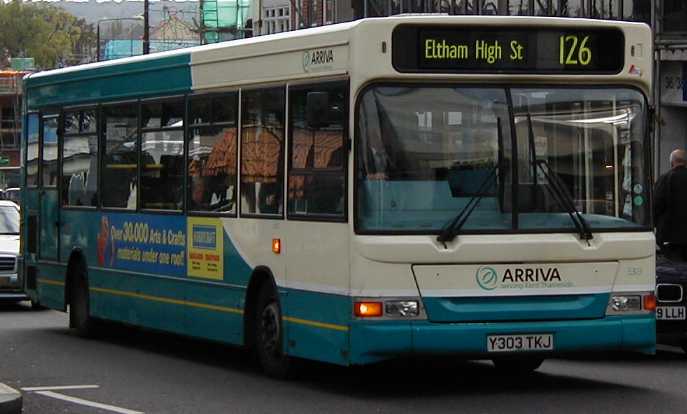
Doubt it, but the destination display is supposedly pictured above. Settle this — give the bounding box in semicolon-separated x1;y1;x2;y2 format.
392;26;625;74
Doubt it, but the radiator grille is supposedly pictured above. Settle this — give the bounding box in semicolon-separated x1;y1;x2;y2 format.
0;256;16;272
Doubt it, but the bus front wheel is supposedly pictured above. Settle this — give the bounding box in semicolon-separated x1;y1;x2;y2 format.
68;271;95;337
255;284;291;378
492;357;544;374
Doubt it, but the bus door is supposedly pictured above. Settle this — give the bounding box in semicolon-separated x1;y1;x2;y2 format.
37;114;60;261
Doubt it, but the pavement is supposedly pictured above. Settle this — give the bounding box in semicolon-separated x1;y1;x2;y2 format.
0;383;21;414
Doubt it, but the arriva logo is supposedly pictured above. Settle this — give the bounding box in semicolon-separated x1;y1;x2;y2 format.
476;266;498;290
303;48;334;72
303;51;311;71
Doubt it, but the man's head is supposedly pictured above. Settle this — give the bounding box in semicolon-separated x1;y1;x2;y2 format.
670;149;687;168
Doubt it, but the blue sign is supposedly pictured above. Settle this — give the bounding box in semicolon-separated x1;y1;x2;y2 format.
192;225;217;250
96;213;186;277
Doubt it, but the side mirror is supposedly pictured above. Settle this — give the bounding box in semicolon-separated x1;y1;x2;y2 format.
306;91;329;129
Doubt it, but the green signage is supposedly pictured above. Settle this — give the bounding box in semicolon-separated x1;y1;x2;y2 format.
10;57;35;71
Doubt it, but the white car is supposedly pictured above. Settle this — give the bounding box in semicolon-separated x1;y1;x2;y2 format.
0;200;24;303
3;188;20;205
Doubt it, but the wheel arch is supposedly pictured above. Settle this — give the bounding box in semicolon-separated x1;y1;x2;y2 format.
243;266;278;348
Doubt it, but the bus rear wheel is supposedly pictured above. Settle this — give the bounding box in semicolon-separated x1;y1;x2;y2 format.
68;271;95;337
30;298;47;310
255;284;291;378
492;357;544;374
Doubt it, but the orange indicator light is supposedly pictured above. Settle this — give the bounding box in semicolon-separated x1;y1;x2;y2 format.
643;294;656;311
272;238;281;254
354;301;383;317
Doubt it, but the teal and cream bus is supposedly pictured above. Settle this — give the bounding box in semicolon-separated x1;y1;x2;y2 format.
22;16;656;376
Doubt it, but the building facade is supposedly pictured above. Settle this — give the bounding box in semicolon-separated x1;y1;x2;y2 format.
655;1;687;174
0;71;24;189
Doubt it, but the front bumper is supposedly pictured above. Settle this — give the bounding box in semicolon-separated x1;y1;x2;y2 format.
655;279;687;340
0;291;28;301
0;270;27;302
349;315;655;364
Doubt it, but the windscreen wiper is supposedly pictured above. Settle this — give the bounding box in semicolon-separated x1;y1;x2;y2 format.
436;164;498;247
437;118;503;247
525;113;592;242
535;159;593;242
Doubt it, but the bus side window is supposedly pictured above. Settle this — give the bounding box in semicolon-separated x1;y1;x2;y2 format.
240;87;286;217
102;104;138;209
140;99;185;211
62;109;98;207
188;93;238;214
287;82;347;220
41;115;59;188
25;113;39;187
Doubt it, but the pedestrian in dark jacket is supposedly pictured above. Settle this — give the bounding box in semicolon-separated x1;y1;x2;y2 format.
655;149;687;261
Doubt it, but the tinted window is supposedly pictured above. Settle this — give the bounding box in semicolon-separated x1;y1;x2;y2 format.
142;100;184;129
0;206;18;234
102;104;138;209
64;111;80;135
82;110;97;133
188;93;238;213
141;130;184;210
356;86;513;232
140;99;185;210
288;83;347;218
41;116;59;187
355;85;648;233
511;88;649;229
241;88;285;216
189;98;211;124
62;109;98;207
26;114;39;187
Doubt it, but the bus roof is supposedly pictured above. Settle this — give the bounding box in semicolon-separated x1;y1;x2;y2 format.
24;16;651;109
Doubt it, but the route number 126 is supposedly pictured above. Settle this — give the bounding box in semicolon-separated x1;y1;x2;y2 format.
560;35;591;66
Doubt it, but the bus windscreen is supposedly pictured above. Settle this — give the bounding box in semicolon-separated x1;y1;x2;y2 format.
392;25;625;74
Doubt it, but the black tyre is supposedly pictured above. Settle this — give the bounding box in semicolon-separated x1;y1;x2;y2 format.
68;270;95;337
254;283;291;378
492;357;544;374
30;298;47;310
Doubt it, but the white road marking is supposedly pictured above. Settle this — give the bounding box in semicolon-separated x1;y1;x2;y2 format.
0;383;19;394
34;391;144;414
657;344;684;353
21;385;100;391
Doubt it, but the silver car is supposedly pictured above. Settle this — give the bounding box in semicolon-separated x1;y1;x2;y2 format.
0;201;24;303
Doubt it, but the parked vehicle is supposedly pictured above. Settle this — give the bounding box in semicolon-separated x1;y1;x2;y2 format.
655;253;687;353
0;200;24;303
3;188;20;206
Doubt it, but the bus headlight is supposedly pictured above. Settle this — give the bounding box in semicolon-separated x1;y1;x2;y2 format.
385;300;419;317
606;292;655;315
610;295;641;312
353;298;425;319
